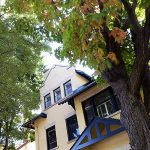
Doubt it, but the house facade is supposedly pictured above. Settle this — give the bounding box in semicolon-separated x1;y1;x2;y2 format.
23;65;130;150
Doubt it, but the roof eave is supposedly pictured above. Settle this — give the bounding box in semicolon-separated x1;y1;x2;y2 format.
22;113;47;129
58;81;96;105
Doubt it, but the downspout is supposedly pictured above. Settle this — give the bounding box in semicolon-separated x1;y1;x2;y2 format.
36;126;40;150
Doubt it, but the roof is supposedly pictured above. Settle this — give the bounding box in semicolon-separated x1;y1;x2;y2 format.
59;81;96;105
16;141;29;150
22;113;47;129
75;70;92;81
70;117;125;150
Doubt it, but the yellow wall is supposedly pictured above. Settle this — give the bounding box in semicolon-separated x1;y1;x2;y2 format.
74;84;109;133
86;132;129;150
34;103;76;150
0;147;3;150
34;65;89;150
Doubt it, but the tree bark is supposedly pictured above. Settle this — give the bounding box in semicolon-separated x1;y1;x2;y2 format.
142;67;150;114
110;79;150;150
104;53;150;150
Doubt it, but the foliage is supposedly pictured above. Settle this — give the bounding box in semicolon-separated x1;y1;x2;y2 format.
0;5;50;149
4;0;136;71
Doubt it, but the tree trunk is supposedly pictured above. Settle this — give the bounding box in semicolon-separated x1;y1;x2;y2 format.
142;67;150;114
3;137;8;150
110;79;150;150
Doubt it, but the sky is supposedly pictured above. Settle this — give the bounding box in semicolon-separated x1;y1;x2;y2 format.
0;0;5;5
41;42;94;76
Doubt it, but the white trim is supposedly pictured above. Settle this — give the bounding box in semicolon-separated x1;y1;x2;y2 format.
64;111;76;119
50;146;59;150
45;122;55;130
106;110;121;118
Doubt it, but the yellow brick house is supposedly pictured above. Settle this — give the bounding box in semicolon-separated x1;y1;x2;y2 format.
23;65;130;150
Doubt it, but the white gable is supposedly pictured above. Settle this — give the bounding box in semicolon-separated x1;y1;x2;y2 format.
40;65;89;111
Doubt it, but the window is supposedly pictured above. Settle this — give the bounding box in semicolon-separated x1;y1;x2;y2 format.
46;126;57;150
97;100;114;117
66;115;80;141
64;80;72;96
54;87;61;102
44;94;51;109
82;99;96;124
82;87;119;125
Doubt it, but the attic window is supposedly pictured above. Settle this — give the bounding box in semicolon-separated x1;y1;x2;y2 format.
54;87;62;102
64;80;73;96
44;93;51;109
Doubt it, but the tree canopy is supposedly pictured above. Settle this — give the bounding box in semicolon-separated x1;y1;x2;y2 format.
0;5;50;149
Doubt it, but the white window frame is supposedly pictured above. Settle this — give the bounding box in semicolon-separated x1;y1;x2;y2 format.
97;100;112;117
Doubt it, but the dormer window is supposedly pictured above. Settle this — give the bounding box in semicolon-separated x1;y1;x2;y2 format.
54;87;61;102
64;80;72;96
44;93;51;109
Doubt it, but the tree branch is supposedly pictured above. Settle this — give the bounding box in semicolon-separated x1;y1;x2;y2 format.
127;3;150;95
0;50;13;56
121;0;141;32
122;18;130;31
144;5;150;41
142;66;150;114
132;0;138;9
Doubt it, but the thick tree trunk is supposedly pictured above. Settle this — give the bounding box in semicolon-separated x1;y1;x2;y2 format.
110;79;150;150
142;67;150;114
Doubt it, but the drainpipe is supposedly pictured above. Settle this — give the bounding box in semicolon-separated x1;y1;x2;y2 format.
36;126;40;150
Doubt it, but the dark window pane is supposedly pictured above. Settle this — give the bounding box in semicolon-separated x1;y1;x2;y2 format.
82;99;96;124
66;115;80;141
94;90;111;106
44;94;51;109
46;126;57;150
106;100;115;115
49;142;57;149
54;87;61;102
64;80;72;96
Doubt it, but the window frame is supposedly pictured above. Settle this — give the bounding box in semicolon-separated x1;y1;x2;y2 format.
66;115;80;141
53;87;62;103
96;100;113;117
46;125;57;150
44;93;51;109
82;87;119;125
63;80;73;96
